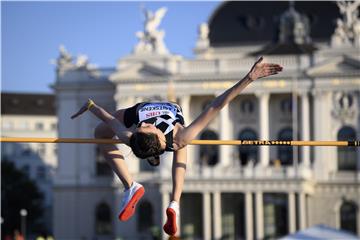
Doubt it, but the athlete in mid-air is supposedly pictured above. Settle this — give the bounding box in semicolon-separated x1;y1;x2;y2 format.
71;56;283;236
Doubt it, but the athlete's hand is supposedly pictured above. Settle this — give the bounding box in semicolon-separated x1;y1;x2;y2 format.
247;56;283;81
70;99;94;119
71;105;87;119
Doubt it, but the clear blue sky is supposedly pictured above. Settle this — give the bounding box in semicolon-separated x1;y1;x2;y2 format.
2;1;220;93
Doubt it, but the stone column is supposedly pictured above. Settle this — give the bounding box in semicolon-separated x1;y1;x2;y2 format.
256;93;270;166
299;193;306;229
179;95;191;124
162;192;170;240
300;92;310;167
202;192;211;240
288;192;296;233
219;103;232;166
255;192;264;239
213;192;222;239
179;95;192;174
245;192;254;240
312;90;334;180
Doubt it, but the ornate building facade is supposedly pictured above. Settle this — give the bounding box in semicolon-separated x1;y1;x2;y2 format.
53;2;360;239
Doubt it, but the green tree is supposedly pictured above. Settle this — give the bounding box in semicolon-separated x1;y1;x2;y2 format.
1;160;44;237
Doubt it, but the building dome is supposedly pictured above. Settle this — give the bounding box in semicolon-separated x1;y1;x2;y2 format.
208;1;340;47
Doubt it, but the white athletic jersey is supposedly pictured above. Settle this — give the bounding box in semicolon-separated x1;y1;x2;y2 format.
138;102;185;151
139;103;178;122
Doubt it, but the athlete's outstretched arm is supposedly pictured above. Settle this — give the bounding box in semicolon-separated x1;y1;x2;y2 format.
71;99;132;145
175;57;283;147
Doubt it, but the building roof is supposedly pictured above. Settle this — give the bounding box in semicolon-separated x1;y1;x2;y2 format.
251;43;317;56
307;55;360;77
1;92;56;116
208;1;340;47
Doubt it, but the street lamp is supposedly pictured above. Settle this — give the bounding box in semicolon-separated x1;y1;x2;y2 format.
20;209;28;239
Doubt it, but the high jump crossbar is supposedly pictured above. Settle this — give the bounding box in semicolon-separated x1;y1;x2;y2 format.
0;137;359;147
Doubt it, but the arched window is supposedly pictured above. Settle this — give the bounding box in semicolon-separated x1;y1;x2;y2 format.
137;201;154;232
200;130;219;166
340;201;358;234
277;128;293;166
95;202;112;235
238;129;259;166
337;126;357;171
96;147;112;176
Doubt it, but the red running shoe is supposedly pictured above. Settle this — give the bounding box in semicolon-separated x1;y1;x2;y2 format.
163;201;180;236
118;182;145;221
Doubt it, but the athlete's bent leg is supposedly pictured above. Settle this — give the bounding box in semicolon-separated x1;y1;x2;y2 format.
94;122;133;188
94;123;144;221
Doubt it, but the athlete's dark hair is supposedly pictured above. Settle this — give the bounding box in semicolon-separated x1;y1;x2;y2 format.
129;132;163;166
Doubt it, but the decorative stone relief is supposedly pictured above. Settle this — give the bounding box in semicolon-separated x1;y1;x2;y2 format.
331;91;356;122
133;7;169;55
331;1;360;47
353;18;360;47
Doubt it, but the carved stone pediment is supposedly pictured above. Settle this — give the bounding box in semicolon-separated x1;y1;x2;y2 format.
307;55;360;77
109;62;171;82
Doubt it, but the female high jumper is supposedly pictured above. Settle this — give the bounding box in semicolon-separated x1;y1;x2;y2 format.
71;56;283;236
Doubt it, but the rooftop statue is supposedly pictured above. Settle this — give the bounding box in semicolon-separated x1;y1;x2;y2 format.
332;1;360;47
57;45;73;69
195;23;210;50
53;45;99;77
134;7;169;54
337;1;360;29
52;45;74;76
